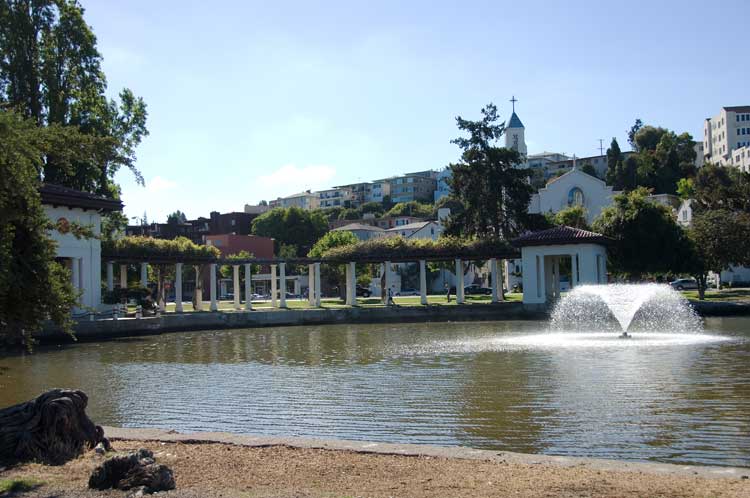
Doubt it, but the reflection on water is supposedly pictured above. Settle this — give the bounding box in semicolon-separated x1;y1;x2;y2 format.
1;318;749;467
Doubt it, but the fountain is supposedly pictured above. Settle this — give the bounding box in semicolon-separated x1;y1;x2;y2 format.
550;283;703;334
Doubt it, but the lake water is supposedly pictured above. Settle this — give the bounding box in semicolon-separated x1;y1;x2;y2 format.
1;318;749;467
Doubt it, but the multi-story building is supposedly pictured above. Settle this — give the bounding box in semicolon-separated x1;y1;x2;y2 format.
703;106;750;166
434;168;452;202
126;211;258;245
694;142;705;168
244;203;270;215
731;146;750;173
387;172;437;203
317;186;353;209
334;182;371;207
269;191;320;210
367;179;391;203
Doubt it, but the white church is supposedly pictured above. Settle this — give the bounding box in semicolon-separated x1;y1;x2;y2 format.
500;99;622;290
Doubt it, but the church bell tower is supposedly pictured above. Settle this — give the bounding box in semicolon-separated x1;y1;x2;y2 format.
505;96;527;157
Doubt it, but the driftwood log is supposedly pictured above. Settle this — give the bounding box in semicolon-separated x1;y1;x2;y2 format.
89;448;175;493
0;389;108;465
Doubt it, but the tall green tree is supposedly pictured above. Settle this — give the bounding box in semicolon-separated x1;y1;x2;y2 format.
0;111;85;348
445;103;533;240
579;163;598;178
691;163;750;214
627;118;643;150
632;126;696;194
550;205;589;230
605;137;624;187
166;210;187;225
0;0;148;195
592;188;692;279
251;207;328;256
307;230;359;300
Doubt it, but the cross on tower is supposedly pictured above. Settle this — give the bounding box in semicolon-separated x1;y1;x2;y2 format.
510;95;518;112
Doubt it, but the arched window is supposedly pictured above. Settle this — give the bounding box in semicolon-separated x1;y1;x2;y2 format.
568;187;584;207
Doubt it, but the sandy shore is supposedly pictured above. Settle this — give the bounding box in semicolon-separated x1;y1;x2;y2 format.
2;438;749;498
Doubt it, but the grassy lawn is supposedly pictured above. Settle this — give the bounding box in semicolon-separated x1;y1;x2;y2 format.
681;288;750;302
152;293;523;314
0;478;44;494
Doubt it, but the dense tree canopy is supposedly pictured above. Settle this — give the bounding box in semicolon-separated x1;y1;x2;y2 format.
385;201;433;218
307;230;359;299
0;111;80;348
592;188;692;278
548;205;589;230
166;210;187;225
690;163;750;214
0;0;148;195
608;123;697;194
445;103;533;240
632;126;696;195
251;207;328;256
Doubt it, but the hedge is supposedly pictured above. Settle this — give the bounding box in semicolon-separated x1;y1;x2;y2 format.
102;236;220;263
320;236;518;262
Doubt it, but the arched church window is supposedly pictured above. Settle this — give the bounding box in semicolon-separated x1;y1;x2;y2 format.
568;187;584;207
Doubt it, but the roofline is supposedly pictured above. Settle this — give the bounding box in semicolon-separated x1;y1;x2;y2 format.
40;184;123;212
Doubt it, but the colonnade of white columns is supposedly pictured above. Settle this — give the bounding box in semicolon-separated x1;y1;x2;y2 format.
102;256;507;315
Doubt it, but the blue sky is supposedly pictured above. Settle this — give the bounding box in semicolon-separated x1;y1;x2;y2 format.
83;0;750;222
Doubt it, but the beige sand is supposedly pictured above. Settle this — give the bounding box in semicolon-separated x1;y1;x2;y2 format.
1;440;748;498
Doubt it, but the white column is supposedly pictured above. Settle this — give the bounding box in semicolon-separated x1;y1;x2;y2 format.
279;262;287;308
232;265;241;310
71;258;80;290
244;264;252;311
384;261;391;303
140;262;148;288
349;262;357;306
194;265;203;311
314;263;321;307
344;263;352;305
209;263;218;311
455;259;465;304
571;253;578;288
498;259;505;302
552;257;560;299
308;264;315;306
419;259;427;305
271;264;278;307
175;263;183;313
490;258;499;303
106;262;114;291
119;264;128;288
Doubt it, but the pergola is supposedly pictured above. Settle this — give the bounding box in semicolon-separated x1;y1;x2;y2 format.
101;245;521;312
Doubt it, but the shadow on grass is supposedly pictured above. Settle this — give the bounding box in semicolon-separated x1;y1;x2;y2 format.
0;478;45;497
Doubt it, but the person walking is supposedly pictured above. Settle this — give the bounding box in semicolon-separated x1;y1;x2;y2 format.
445;283;451;303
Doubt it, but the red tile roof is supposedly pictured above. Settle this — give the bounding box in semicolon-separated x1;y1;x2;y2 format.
512;226;611;247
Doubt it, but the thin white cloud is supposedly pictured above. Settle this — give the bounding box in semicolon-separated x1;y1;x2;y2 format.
146;175;177;193
258;164;336;195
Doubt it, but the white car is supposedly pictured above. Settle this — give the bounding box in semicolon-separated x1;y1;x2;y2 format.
669;278;699;291
396;289;420;296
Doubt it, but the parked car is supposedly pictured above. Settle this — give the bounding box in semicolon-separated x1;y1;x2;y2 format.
464;284;492;295
356;286;371;298
670;278;699;291
396;288;420;296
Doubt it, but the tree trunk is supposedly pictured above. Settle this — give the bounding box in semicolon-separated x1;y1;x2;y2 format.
0;389;107;466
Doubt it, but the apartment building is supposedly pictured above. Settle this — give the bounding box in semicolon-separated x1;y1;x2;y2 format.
703;106;750;166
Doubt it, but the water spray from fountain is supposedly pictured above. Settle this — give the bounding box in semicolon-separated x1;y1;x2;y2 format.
550;283;703;334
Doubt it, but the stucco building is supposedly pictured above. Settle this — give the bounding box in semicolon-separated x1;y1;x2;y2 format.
703;106;750;166
41;184;122;312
